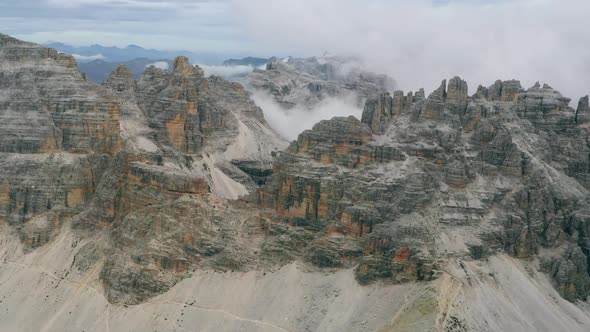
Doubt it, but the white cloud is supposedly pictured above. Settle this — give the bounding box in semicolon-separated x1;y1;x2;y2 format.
199;64;261;78
251;91;362;141
47;0;177;9
146;61;169;70
71;53;105;61
233;0;590;103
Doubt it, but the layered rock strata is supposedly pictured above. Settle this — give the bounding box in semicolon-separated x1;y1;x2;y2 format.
261;76;590;302
0;34;285;304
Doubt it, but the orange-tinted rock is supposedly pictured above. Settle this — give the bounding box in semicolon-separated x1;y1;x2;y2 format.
121;162;210;214
66;187;86;208
339;206;377;238
165;113;188;151
274;174;328;220
393;246;411;264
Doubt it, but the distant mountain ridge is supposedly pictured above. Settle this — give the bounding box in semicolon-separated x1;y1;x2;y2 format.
79;58;173;83
45;42;224;64
78;55;278;84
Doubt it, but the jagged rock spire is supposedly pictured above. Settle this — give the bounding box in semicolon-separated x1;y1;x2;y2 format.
173;56;192;75
104;64;135;93
576;95;590;124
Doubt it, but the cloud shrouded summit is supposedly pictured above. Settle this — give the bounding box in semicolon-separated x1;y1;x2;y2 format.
232;0;590;102
1;0;589;100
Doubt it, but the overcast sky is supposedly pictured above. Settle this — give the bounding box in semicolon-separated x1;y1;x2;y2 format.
1;0;589;101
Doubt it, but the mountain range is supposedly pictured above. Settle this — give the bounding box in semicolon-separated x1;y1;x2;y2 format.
46;42;227;64
2;32;590;331
78;58;173;82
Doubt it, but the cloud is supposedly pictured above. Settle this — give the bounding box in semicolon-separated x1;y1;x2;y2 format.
251;91;362;141
71;53;105;61
198;64;263;77
5;0;590;104
47;0;187;10
3;0;244;54
146;61;169;70
233;0;590;103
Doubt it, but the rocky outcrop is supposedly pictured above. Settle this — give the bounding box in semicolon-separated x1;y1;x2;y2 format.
477;79;524;102
420;80;448;121
137;56;207;153
0;34;286;305
514;83;575;132
257;75;590;303
446;76;469;117
103;64;135;93
0;33;122;239
576;95;590;125
361;93;394;134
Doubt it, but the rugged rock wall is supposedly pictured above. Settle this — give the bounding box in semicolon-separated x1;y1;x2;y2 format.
0;33;121;249
260;76;590;301
0;34;285;304
0;34;121;154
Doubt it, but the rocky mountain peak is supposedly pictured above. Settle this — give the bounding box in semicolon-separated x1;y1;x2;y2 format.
433;79;448;98
576;95;590;124
104;64;136;93
447;76;468;100
488;79;523;101
0;32;29;46
0;34;120;155
172;55;194;76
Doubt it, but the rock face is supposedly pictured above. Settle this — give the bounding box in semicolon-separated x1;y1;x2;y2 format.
2;33;590;331
576;95;590;124
103;64;135;93
0;33;121;248
244;55;396;109
260;77;590;303
0;33;121;154
0;34;285;304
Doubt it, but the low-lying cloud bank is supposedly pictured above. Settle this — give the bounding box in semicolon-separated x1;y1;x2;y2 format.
233;0;590;103
71;53;105;61
146;61;169;70
252;91;362;141
199;64;263;78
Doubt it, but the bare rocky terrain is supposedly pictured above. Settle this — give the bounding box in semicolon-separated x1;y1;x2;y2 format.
1;32;590;331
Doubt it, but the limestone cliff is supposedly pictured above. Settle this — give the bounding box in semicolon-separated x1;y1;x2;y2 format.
261;76;590;303
0;34;286;304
